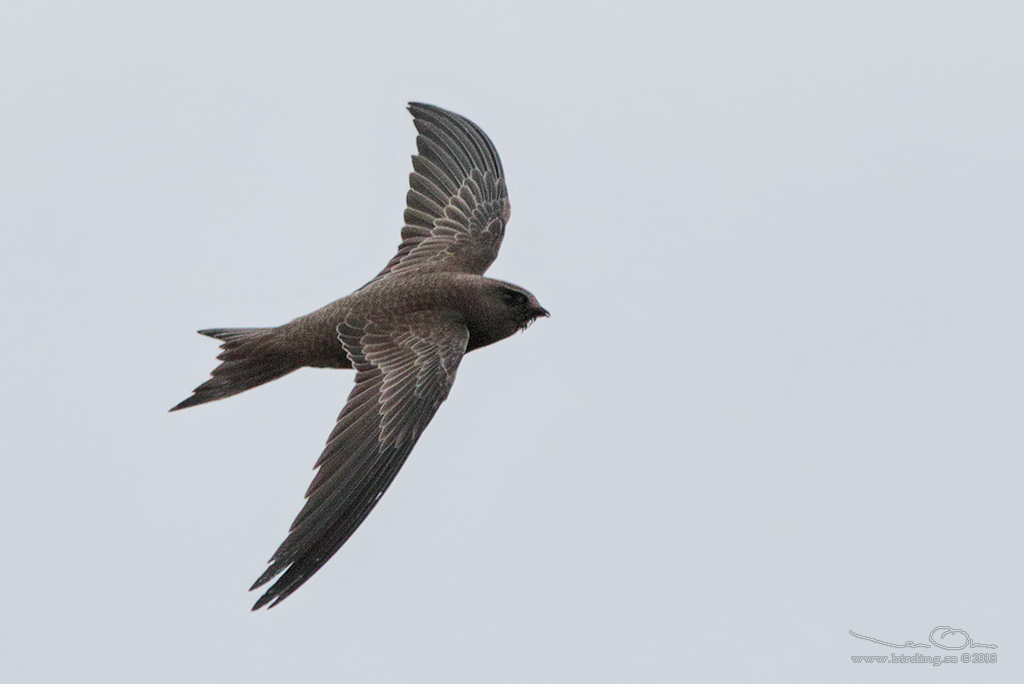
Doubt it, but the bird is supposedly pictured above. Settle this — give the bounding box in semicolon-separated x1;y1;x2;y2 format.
171;103;548;610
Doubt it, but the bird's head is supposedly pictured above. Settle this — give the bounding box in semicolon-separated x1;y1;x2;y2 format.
465;279;549;350
493;282;549;331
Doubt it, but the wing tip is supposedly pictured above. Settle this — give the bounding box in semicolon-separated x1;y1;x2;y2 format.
405;102;504;180
406;102;469;128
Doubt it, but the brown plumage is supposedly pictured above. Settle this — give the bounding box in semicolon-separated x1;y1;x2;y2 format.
171;103;548;610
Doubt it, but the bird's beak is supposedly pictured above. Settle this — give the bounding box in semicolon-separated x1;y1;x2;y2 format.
534;306;550;318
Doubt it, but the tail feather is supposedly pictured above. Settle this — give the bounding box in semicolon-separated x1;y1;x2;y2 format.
198;327;269;343
171;327;300;411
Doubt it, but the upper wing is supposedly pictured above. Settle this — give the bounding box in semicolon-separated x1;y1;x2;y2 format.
375;103;511;279
250;312;469;609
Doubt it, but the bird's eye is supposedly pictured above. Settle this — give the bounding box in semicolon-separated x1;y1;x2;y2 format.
502;290;527;307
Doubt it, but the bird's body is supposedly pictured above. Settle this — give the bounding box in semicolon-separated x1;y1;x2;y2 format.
293;272;540;363
172;103;547;610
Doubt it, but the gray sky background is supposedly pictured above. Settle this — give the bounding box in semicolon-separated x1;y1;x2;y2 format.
3;2;1023;682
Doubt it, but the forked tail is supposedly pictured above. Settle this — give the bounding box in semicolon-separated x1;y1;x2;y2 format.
170;327;301;411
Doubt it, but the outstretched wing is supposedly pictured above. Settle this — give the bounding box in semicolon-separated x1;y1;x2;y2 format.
375;103;511;279
250;312;469;609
